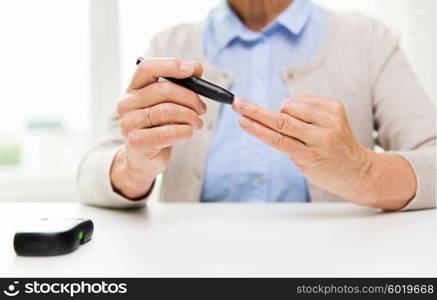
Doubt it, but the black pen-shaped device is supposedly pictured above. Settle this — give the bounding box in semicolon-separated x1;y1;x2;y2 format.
136;57;234;104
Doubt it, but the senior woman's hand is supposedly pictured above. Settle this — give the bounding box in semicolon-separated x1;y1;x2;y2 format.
232;95;417;210
111;58;206;199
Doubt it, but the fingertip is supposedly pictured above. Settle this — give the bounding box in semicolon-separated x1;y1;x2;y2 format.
232;97;252;113
199;101;207;115
239;116;253;128
185;124;195;138
180;62;195;75
232;98;240;113
279;98;292;112
198;118;204;130
187;61;203;77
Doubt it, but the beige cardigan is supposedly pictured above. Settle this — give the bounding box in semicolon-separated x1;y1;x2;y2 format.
78;10;436;210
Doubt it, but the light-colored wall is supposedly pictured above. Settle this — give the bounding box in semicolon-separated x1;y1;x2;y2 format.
89;0;122;140
313;0;436;102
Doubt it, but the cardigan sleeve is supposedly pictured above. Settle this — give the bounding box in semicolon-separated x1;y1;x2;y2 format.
77;112;151;208
371;24;436;210
77;45;159;208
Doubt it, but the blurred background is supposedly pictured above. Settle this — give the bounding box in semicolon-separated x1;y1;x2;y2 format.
0;0;435;202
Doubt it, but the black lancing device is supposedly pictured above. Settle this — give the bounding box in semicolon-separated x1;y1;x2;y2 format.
136;57;234;104
14;218;94;256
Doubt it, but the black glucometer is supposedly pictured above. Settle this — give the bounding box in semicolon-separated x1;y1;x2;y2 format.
14;218;94;256
136;57;235;104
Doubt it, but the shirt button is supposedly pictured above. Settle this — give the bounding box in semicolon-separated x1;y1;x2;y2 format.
255;77;263;86
256;176;264;184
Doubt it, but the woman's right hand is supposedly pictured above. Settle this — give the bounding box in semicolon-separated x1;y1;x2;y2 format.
110;58;207;199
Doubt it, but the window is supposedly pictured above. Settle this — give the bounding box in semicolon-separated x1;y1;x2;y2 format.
0;0;90;201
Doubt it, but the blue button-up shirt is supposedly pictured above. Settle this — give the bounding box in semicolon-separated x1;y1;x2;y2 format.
201;0;325;202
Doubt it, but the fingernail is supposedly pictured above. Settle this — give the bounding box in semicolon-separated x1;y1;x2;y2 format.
200;102;207;114
239;117;252;128
193;118;203;131
180;62;194;74
235;97;250;112
285;100;294;108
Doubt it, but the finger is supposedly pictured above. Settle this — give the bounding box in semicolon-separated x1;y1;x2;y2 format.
127;124;194;151
149;103;203;129
280;98;337;126
188;61;203;78
120;103;203;135
129;58;201;90
238;117;306;156
290;94;333;107
118;80;207;115
233;97;315;143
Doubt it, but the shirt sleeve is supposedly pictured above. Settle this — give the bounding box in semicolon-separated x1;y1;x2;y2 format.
371;25;436;210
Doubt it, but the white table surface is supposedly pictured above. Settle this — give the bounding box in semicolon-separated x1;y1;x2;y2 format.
0;202;436;277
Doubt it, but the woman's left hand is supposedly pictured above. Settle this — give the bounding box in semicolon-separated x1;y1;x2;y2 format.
232;95;378;206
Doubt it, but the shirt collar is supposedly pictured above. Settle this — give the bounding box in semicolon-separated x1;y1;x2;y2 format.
276;0;313;35
209;0;313;50
209;0;244;49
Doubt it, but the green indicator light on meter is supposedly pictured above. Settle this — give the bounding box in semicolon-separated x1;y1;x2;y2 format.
78;231;84;241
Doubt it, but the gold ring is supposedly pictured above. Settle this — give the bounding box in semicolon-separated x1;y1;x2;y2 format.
145;107;153;128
